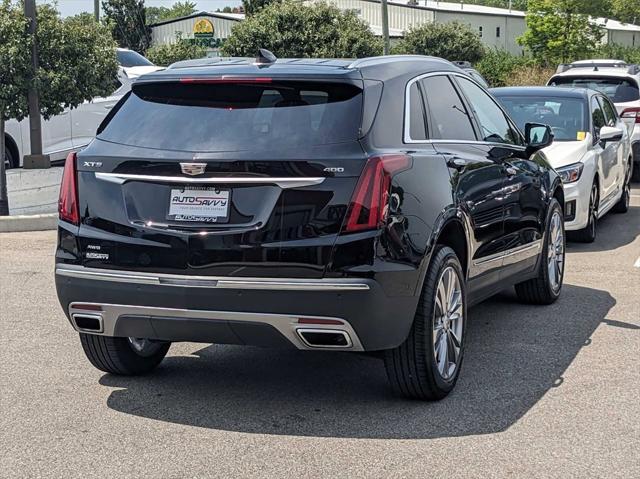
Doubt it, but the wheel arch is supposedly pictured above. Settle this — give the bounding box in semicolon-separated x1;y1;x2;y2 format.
434;218;469;279
4;132;20;168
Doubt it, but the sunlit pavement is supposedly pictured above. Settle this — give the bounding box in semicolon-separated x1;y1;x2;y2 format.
1;187;639;478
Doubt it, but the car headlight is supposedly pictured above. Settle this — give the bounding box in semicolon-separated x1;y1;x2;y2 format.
556;162;584;183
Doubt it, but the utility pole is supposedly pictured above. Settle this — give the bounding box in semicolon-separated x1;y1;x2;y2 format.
381;0;390;55
23;0;49;169
94;0;100;22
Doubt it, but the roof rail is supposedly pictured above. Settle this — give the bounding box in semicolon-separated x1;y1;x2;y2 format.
558;60;629;74
628;64;640;75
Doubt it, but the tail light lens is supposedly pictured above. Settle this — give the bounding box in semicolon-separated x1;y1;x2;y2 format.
341;154;410;234
58;152;79;225
621;107;640;124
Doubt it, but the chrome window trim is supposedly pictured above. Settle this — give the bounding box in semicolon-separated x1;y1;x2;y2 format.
95;172;325;189
56;264;371;291
403;71;526;148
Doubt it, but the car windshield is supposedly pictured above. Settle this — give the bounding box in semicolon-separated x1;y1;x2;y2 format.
549;76;639;103
116;50;154;67
495;96;587;142
99;80;363;151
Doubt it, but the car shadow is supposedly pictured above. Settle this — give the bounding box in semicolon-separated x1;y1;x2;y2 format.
99;284;615;439
567;205;639;252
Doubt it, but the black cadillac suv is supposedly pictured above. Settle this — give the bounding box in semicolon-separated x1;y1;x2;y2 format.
55;53;564;400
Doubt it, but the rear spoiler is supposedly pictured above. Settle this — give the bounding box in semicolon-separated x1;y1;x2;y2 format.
556;62;639;74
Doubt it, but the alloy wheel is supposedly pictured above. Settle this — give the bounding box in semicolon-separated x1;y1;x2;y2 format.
547;210;565;292
623;168;631;210
588;185;597;237
433;266;464;380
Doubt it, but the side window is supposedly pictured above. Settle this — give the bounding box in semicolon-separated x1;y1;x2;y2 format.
420;75;476;141
456;77;523;145
598;96;617;127
406;81;427;141
592;97;606;135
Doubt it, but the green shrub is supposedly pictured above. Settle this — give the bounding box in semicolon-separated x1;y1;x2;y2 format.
475;49;533;87
221;1;382;58
595;44;640;64
146;35;207;66
393;21;484;63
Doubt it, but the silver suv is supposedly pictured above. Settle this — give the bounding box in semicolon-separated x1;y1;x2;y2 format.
548;60;640;181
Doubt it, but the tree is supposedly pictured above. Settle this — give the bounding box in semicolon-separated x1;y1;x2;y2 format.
393;21;485;63
242;0;279;16
0;0;31;215
103;0;151;53
0;2;117;215
518;0;604;65
146;33;207;66
222;1;382;58
146;1;197;24
611;0;640;24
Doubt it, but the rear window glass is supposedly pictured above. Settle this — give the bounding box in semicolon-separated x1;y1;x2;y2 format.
117;50;154;67
99;81;363;151
549;76;639;103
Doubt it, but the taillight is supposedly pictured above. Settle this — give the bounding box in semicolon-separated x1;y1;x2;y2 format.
341;154;410;234
58;152;79;225
621;107;640;124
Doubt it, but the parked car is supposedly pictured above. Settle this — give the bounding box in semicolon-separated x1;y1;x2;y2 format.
548;60;640;181
55;54;564;400
492;87;631;242
452;60;490;88
3;49;160;169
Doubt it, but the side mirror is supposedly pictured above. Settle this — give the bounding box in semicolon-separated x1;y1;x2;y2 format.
599;126;623;143
525;122;554;153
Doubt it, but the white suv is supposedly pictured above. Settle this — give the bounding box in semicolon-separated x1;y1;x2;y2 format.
3;49;162;169
548;60;640;181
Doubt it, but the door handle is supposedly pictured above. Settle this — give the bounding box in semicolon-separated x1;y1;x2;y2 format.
446;157;468;169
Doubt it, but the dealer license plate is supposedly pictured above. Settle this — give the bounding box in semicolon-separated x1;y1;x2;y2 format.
167;187;230;223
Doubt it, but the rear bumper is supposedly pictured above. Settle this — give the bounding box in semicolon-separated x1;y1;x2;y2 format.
55;264;419;351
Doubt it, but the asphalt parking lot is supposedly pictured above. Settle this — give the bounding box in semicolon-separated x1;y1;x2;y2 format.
1;187;639;478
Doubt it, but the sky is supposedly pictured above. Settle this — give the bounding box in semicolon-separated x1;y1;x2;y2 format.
37;1;242;18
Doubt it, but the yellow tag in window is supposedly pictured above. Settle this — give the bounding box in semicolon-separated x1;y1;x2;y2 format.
577;131;587;141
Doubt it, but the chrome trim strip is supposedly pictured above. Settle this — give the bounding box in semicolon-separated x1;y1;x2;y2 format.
56;265;371;291
95;172;325;189
67;302;364;351
473;240;542;266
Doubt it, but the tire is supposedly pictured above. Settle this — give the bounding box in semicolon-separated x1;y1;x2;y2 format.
515;198;565;305
612;161;631;214
79;333;170;375
568;182;597;243
384;245;467;401
4;146;16;170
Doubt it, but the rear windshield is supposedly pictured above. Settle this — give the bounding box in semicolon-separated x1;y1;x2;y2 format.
495;96;587;142
549;76;639;103
98;80;363;151
117;50;154;67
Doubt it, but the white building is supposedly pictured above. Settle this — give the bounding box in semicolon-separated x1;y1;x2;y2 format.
150;11;244;55
148;2;640;57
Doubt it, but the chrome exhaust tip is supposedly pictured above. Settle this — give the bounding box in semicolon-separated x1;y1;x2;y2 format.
296;328;353;348
72;313;104;333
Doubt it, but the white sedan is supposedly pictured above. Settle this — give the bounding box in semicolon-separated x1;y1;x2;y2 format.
4;49;161;169
492;86;632;242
